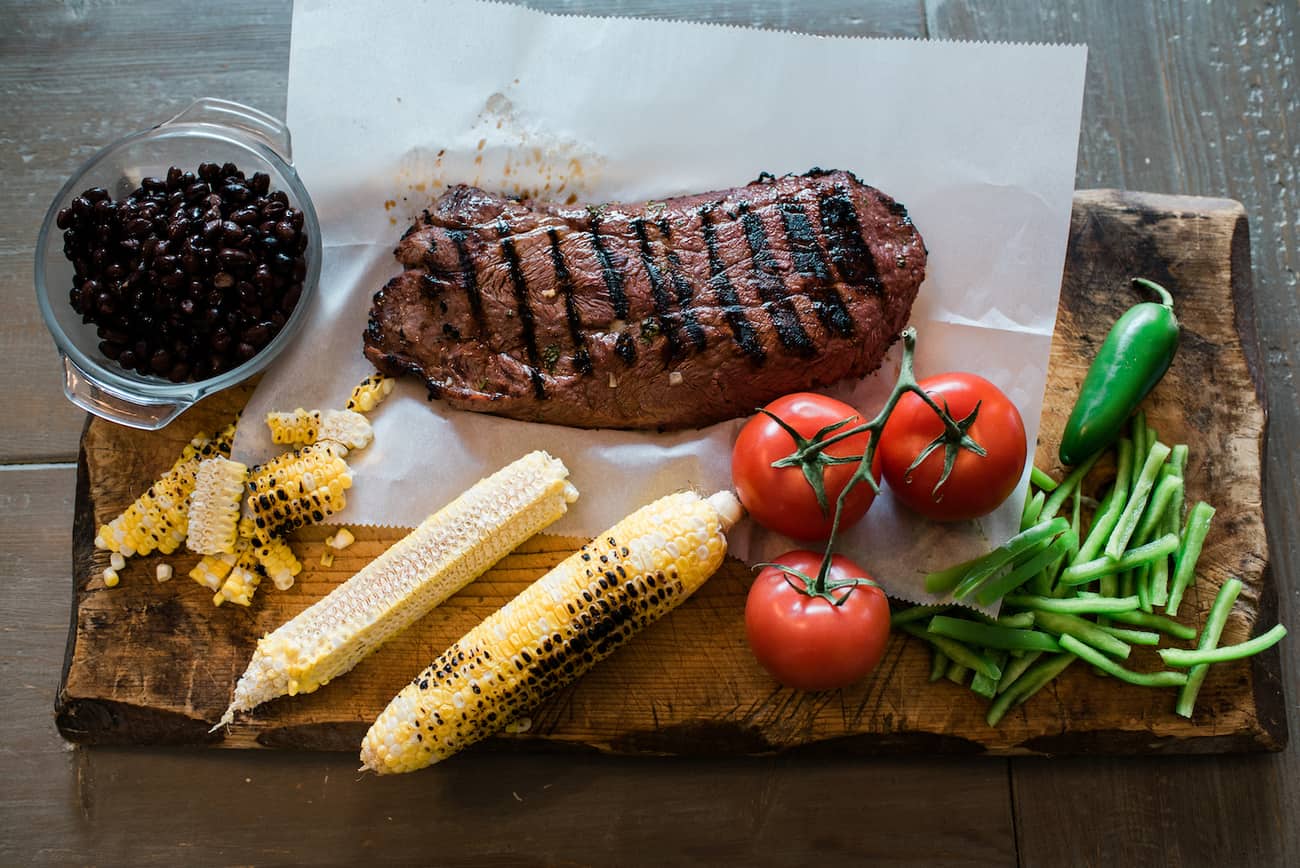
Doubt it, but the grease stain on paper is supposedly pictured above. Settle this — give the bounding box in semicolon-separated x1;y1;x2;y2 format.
386;91;604;225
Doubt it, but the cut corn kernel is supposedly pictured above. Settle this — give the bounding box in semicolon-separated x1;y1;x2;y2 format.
156;563;173;582
109;552;126;571
214;545;263;607
266;408;321;446
187;457;249;555
246;441;352;545
328;528;355;550
346;373;395;413
190;551;237;591
360;489;741;774
317;410;373;451
103;567;120;587
254;536;302;591
320;550;335;568
94;420;237;558
216;451;577;729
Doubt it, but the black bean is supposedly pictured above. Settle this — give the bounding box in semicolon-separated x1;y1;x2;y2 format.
273;221;296;242
198;162;220;180
185;181;211;201
221;181;249;203
231;206;259;225
220;162;240;178
178;298;196;317
219;248;252;268
249;172;270;195
167;362;190;382
85;187;110;203
56;208;73;229
241;322;271;347
235;341;257;361
212;272;235;289
105;263;125;281
202;219;223;240
166;167;183;189
117;349;138;369
99;340;123;360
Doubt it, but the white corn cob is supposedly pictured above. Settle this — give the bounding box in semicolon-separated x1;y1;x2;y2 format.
215;451;577;729
187;457;249;555
317;409;373;451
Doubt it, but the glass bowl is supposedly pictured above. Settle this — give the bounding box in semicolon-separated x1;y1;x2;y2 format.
34;98;321;430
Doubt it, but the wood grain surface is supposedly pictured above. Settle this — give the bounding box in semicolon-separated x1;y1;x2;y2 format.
56;190;1284;758
3;0;1297;865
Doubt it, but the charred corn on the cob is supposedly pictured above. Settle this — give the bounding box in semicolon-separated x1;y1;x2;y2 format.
346;373;395;413
266;408;321;446
191;551;237;591
186;457;249;555
253;536;302;591
216;451;577;729
246;441;352;545
94;421;236;557
317;409;373;451
359;489;742;774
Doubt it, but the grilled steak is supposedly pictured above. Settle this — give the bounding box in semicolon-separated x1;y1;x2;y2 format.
365;169;926;429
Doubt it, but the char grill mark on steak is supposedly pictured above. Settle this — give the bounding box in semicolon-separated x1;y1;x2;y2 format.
655;219;709;352
817;185;883;294
447;228;487;332
737;201;816;356
496;218;548;399
699;204;766;363
630;218;685;361
588;217;631;321
778;202;854;338
546;228;594;375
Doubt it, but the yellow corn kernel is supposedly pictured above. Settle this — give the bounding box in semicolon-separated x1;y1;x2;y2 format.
346;373;395;413
246;441;352;546
190;551;237;591
214;546;263;607
103;567;120;587
327;527;355;550
156;563;173;583
359;490;741;774
266;408;321;446
254;536;302;591
320;550;335;568
110;552;126;571
187;457;249;555
216;451;576;728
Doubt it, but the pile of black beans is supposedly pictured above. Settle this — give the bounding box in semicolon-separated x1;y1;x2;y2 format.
57;162;309;382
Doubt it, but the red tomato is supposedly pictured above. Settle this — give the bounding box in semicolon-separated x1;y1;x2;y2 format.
744;550;891;691
879;373;1027;522
732;393;881;541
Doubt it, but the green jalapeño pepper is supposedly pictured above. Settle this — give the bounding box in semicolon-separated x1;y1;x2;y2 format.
1059;279;1180;466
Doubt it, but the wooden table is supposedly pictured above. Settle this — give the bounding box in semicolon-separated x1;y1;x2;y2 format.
1;1;1295;864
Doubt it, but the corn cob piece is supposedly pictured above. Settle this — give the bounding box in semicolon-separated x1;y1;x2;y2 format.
253;536;302;591
191;551;238;591
246;441;352;545
359;489;742;774
266;408;321;446
214;545;263;607
346;372;395;413
317;409;373;451
186;457;249;555
94;420;238;557
216;451;577;729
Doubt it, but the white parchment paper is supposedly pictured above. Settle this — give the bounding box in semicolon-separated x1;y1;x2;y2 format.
233;0;1087;609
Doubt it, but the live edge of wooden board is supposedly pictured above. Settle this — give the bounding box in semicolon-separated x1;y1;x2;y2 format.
56;189;1287;757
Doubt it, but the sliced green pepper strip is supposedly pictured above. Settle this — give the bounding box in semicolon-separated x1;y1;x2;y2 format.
1159;624;1287;667
1059;534;1180;586
1030;466;1058;492
1020;490;1046;532
1100;607;1197;640
995;650;1043;696
1176;578;1241;717
922;554;987;596
891;604;952;626
1059;635;1188;687
969;651;1007;699
1149;545;1171;609
945;660;970;685
927;616;1063;653
899;623;1002;680
1168;443;1188;479
1003;593;1140;615
974;531;1077;606
1130;411;1149;492
948;517;1070;599
1106;440;1172;560
1135;563;1153;613
1078;438;1133;567
1033;611;1132;659
995;612;1036;629
1098;624;1161;646
986;653;1077;726
1133;475;1182;552
1040;451;1102;521
1166;501;1216;616
929;645;950;683
1151;476;1184;609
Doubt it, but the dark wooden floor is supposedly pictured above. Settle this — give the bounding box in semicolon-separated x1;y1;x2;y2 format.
1;1;1295;864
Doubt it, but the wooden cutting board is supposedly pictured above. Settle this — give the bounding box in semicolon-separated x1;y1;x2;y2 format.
56;190;1286;756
